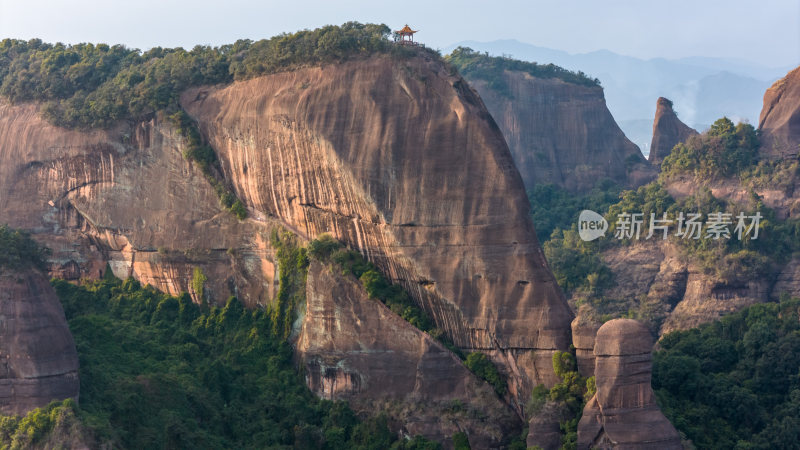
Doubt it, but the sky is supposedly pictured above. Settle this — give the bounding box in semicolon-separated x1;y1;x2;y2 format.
0;0;798;68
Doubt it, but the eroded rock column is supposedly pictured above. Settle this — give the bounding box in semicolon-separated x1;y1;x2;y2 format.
577;318;681;449
0;269;79;415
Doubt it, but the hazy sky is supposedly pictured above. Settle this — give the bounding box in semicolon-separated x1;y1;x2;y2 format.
1;0;798;68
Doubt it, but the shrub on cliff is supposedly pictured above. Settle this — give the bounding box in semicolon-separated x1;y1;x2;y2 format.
0;399;91;448
464;353;507;396
0;224;50;272
445;47;600;98
660;117;759;180
0;22;395;129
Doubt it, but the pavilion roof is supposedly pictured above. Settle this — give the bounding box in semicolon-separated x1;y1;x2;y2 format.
395;25;418;35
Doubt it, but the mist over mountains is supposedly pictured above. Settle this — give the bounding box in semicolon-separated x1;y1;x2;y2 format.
446;39;790;156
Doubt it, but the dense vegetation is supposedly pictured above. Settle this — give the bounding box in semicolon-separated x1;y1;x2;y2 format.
0;224;50;272
528;180;622;243
653;297;800;449
0;399;88;449
527;351;594;450
0;23;397;129
445;47;600;98
660;117;759;179
0;230;440;449
531;116;800;330
6;269;439;448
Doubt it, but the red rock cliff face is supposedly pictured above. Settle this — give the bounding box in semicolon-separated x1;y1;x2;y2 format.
298;260;521;447
759;65;800;158
0;53;573;427
464;71;655;192
182;54;574;398
0;268;79;415
649;97;698;165
0;100;278;307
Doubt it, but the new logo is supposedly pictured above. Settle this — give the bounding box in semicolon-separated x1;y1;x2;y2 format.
578;210;608;241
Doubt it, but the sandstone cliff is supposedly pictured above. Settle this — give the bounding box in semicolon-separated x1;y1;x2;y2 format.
463;70;655;192
0;269;79;415
181;54;574;398
0;51;573;436
648;97;698;165
758;65;800;158
297;260;520;447
0;100;278;308
577;319;681;449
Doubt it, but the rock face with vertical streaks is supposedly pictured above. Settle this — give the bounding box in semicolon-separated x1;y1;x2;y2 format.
182;53;574;401
577;319;681;449
0;100;278;308
0;268;79;415
0;51;572;438
462;70;655;192
648;97;698;166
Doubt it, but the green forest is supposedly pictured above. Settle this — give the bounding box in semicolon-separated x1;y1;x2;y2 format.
445;47;600;98
0;224;50;272
653;298;800;449
0;22;399;129
0;228;441;449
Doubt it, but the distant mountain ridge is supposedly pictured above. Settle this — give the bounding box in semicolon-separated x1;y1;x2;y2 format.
446;39;789;155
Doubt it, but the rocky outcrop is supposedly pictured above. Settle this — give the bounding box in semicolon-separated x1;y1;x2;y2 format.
773;257;800;300
574;240;771;337
0;269;79;415
758;65;800;158
648;97;697;165
464;70;655;192
182;54;574;399
659;275;770;335
297;260;520;448
577;319;681;449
